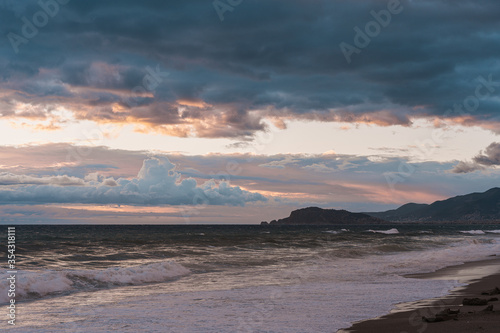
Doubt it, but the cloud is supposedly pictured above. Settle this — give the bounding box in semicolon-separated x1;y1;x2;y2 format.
2;143;500;213
0;156;267;206
473;142;500;166
0;1;499;138
302;163;337;173
452;142;500;173
0;143;147;178
0;173;85;186
451;161;484;174
258;156;302;169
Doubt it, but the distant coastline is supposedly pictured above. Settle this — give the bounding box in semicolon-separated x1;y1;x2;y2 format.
260;207;384;225
262;187;500;225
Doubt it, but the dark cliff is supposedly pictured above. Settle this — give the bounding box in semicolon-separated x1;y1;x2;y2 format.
261;207;386;225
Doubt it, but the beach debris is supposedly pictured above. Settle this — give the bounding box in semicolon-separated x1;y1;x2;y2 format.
422;316;444;323
463;298;489;306
438;308;460;315
481;305;494;312
421;308;459;323
443;308;460;315
481;287;500;296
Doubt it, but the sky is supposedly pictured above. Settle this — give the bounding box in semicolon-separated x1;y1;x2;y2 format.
1;0;500;223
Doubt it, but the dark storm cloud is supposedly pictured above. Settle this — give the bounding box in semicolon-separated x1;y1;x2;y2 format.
1;0;500;137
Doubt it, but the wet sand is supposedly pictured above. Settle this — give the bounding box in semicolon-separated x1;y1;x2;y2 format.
339;257;500;333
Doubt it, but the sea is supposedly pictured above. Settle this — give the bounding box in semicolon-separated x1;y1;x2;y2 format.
1;224;500;333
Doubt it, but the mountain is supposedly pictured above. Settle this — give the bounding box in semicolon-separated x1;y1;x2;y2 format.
260;207;386;225
366;187;500;222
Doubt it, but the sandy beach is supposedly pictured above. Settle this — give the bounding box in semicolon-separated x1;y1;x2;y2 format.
339;257;500;333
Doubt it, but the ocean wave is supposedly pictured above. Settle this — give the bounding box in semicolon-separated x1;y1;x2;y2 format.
322;229;349;234
469;238;496;244
460;230;486;235
0;261;190;304
486;230;500;234
383;238;500;273
367;228;399;234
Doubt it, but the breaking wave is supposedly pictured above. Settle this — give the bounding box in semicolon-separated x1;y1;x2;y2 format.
367;228;399;234
460;230;486;235
0;261;190;303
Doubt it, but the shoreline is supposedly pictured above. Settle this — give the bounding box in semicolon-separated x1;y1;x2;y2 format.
338;257;500;333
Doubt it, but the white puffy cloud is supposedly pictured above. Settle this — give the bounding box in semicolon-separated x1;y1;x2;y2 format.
0;157;267;206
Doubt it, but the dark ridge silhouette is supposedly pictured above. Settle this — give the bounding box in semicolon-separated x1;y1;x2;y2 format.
260;207;386;225
366;187;500;222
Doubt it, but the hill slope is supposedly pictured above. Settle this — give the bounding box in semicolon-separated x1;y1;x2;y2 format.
366;187;500;221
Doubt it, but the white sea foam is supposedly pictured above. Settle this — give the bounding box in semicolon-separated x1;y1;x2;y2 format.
460;230;486;234
486;230;500;234
377;238;500;276
72;260;190;285
0;261;190;303
367;228;399;234
322;229;349;234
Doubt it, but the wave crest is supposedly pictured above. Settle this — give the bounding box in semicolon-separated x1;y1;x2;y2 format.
367;228;399;234
0;261;190;303
460;230;486;235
